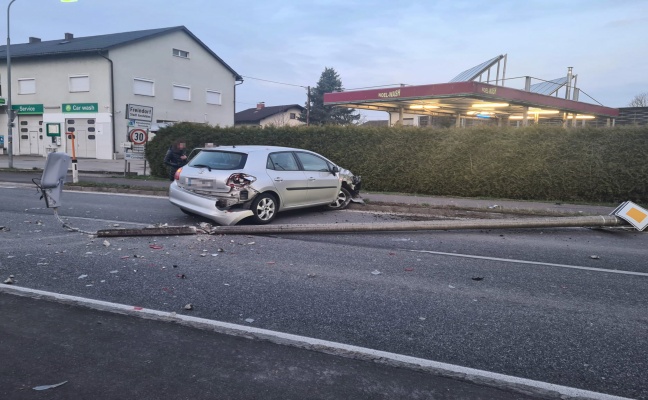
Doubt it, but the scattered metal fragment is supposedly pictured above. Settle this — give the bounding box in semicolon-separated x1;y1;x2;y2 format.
78;274;88;279
32;381;68;391
590;255;600;260
371;270;382;275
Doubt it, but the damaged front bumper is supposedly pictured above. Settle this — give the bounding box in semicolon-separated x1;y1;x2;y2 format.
169;182;253;226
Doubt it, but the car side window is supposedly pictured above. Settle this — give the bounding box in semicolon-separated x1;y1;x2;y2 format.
295;152;330;172
268;152;300;171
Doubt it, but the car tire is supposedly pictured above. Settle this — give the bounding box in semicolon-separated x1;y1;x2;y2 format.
251;193;277;224
327;187;352;210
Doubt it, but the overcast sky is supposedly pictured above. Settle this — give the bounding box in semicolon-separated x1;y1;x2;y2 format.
10;0;647;119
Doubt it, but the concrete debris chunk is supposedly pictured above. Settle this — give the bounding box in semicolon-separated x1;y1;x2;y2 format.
103;240;110;247
184;303;194;310
590;255;600;259
3;277;14;284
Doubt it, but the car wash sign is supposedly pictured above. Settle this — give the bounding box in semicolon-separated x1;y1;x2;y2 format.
62;103;98;113
126;104;153;122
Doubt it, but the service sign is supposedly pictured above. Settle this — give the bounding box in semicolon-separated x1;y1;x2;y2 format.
126;104;153;122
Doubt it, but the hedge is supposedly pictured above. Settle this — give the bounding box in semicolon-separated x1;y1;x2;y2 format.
145;123;648;204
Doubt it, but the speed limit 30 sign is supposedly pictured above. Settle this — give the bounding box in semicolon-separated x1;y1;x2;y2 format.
129;128;148;144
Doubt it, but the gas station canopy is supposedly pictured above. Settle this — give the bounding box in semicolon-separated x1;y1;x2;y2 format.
323;55;619;123
324;81;618;121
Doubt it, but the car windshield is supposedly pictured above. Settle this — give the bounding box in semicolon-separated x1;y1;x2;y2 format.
188;150;248;170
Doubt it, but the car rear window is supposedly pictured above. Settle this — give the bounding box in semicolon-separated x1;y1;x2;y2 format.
188;150;248;170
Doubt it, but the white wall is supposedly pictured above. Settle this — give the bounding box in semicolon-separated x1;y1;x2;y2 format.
0;54;113;158
260;108;305;127
110;29;238;153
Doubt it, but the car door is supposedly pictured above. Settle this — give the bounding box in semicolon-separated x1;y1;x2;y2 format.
266;152;311;209
294;151;340;204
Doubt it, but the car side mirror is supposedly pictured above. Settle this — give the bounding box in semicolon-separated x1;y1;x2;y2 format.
331;166;339;175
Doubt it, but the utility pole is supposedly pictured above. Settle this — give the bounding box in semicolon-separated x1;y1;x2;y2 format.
306;85;310;126
6;0;17;168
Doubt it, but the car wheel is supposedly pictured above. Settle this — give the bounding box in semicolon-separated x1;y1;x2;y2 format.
251;193;277;224
328;187;352;210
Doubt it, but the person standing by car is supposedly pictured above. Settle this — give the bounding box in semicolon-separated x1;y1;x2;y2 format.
164;139;188;181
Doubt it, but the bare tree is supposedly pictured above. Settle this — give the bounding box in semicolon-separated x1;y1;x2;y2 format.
628;92;648;107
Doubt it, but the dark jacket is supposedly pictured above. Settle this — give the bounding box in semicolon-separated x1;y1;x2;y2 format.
164;146;187;168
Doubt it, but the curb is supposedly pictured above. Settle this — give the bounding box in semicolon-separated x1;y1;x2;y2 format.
0;285;632;400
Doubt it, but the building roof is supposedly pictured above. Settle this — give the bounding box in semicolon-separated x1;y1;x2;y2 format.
235;104;305;123
0;26;241;80
324;81;619;118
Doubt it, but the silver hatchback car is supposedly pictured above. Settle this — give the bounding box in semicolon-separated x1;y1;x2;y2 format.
169;145;362;225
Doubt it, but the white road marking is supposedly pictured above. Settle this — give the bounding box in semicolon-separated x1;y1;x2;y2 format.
0;284;632;400
409;249;648;277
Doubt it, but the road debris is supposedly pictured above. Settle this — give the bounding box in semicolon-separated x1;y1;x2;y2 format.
103;240;110;247
3;276;15;284
0;226;10;232
177;274;187;279
32;381;68;391
404;267;414;272
472;277;484;281
245;318;255;323
78;274;88;279
184;303;194;310
149;244;163;250
590;255;600;260
448;285;456;289
371;270;382;275
419;317;426;321
488;205;501;209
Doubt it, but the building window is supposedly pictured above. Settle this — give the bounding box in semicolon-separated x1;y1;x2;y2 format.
206;90;221;105
69;75;90;92
290;113;296;120
18;78;36;94
173;84;191;101
173;48;189;58
419;116;429;127
133;78;155;96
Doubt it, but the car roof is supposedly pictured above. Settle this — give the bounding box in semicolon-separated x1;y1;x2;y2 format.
199;145;304;154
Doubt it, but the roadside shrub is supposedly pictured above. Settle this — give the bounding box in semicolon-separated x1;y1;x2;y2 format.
146;123;648;204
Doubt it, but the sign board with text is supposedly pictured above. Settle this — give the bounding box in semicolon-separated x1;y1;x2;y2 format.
12;104;44;114
125;152;145;160
126;104;153;122
62;103;98;113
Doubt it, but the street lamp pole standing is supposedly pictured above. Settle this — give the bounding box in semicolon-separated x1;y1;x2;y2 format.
5;0;77;168
6;0;17;168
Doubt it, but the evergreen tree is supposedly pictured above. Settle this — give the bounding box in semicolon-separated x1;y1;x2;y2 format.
300;67;360;125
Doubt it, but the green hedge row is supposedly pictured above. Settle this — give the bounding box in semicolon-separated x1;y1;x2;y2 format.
145;123;648;204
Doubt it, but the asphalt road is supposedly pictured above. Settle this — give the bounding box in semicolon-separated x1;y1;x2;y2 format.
1;186;646;399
